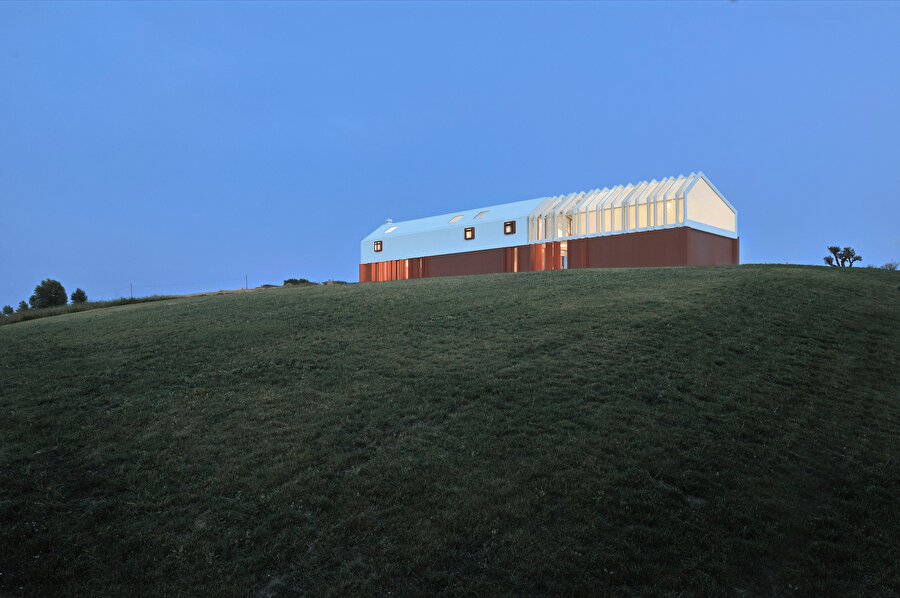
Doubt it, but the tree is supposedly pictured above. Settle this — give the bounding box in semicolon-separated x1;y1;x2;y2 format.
2;305;12;316
824;246;862;268
17;300;29;313
71;288;88;303
881;261;898;271
29;279;67;309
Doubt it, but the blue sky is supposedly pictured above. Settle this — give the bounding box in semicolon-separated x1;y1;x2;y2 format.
1;1;898;305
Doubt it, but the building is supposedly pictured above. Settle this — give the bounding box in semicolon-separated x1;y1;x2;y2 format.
360;172;738;282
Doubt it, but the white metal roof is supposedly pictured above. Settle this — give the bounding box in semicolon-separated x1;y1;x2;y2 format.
360;198;544;263
361;197;545;242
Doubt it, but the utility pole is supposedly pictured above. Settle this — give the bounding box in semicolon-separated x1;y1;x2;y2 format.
130;283;133;299
245;275;248;290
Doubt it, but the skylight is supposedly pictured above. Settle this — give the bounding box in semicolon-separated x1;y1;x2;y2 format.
385;226;397;234
449;215;463;223
474;211;489;219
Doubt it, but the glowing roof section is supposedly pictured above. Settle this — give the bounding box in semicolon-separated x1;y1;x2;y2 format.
528;172;736;241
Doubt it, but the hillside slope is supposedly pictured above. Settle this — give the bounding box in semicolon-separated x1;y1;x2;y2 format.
1;265;898;596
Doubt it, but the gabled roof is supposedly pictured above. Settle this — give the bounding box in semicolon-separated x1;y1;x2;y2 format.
529;172;734;220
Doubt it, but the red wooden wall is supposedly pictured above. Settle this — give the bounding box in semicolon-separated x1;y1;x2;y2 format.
359;242;562;282
567;228;738;269
360;228;738;282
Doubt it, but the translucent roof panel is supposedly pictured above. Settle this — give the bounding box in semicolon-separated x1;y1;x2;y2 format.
525;172;736;241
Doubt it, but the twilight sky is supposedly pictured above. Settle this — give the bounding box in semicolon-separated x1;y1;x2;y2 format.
1;1;899;305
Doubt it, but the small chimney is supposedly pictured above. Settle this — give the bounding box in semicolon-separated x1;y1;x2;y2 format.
385;219;393;224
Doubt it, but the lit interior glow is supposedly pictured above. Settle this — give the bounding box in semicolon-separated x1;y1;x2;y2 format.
524;173;735;242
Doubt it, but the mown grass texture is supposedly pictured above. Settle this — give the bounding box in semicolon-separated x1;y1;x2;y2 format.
0;265;898;596
0;295;180;327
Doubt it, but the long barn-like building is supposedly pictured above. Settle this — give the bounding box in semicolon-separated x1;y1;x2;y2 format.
360;172;738;282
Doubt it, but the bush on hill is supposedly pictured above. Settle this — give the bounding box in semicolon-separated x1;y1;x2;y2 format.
824;246;862;267
70;288;88;303
29;278;67;309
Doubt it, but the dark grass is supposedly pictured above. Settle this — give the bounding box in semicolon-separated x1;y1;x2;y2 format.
0;265;898;596
0;295;181;326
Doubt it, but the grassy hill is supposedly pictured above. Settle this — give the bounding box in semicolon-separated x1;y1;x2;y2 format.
1;265;898;596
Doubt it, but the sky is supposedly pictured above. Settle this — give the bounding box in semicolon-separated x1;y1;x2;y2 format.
1;1;899;306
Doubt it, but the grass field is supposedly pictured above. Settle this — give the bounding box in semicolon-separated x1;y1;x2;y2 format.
1;265;898;596
0;295;181;327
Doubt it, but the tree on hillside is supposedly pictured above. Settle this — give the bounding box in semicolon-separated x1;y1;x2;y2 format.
71;288;88;303
17;300;29;313
824;246;862;268
2;305;13;316
882;260;898;271
29;279;67;309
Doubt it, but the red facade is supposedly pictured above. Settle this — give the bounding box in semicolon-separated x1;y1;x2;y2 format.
359;242;563;283
566;227;738;269
360;228;738;282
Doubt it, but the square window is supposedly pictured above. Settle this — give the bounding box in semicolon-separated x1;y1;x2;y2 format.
374;240;382;252
464;227;475;240
504;220;516;235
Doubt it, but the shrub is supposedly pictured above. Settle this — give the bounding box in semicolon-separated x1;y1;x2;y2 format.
881;261;898;271
17;300;29;313
284;278;315;286
2;305;12;316
71;288;88;303
29;279;67;309
824;246;862;268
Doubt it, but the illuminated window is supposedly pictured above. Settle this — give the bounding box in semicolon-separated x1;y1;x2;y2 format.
449;215;463;223
474;211;489;219
374;240;382;252
464;227;475;240
666;200;676;224
504;220;516;235
385;226;397;234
